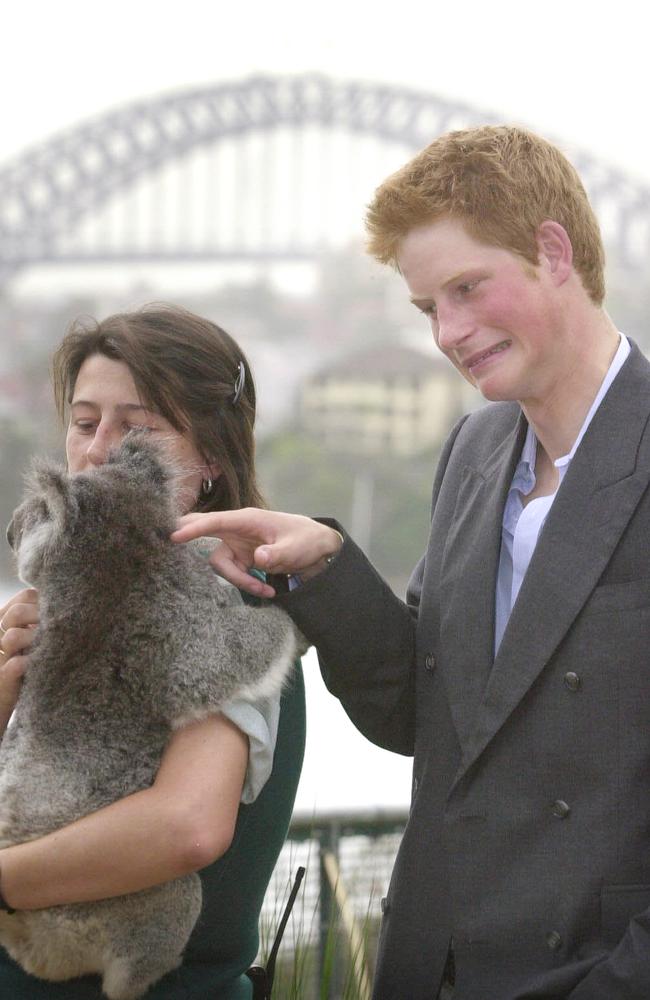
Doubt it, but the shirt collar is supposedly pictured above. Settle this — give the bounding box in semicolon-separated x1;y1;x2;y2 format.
511;423;537;496
519;333;630;480
555;333;630;469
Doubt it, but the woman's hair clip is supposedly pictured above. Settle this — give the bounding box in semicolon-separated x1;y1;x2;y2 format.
232;361;246;405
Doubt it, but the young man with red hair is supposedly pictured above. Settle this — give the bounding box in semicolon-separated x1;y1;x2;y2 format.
176;127;650;999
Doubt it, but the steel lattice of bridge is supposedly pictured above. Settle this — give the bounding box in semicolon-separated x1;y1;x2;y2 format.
1;74;649;285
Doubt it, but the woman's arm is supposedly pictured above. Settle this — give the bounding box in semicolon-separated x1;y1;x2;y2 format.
0;712;248;911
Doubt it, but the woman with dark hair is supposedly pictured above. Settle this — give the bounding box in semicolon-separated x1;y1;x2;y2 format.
0;305;305;999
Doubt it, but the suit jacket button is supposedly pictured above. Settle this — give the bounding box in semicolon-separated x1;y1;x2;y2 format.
425;653;435;674
546;930;562;951
564;671;581;691
551;800;571;819
380;896;390;915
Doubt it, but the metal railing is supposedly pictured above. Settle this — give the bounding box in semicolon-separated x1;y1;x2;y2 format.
260;808;408;998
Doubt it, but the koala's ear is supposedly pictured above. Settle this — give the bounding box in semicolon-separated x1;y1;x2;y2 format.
112;431;171;490
29;461;79;530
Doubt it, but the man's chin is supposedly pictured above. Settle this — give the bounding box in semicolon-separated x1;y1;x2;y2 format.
474;380;518;403
448;360;518;403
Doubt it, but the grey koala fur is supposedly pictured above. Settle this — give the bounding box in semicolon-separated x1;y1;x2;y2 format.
0;434;306;1000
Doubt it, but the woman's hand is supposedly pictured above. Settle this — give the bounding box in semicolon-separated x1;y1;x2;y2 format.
171;509;343;597
0;589;39;732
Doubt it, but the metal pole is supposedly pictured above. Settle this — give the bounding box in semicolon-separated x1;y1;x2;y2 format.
318;819;338;996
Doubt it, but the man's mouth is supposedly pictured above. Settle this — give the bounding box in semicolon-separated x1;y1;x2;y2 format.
464;341;511;372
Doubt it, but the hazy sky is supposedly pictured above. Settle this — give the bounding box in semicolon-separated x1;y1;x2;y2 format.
2;0;649;183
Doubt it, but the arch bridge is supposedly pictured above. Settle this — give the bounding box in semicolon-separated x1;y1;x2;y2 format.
0;75;648;284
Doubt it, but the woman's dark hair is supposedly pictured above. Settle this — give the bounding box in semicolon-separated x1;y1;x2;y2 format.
52;304;265;512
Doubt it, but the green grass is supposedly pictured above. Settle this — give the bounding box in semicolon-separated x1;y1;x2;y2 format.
257;859;380;999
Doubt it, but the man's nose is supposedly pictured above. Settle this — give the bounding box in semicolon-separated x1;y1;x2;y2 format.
436;308;473;353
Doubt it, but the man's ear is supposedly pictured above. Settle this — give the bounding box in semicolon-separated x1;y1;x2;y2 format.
535;220;573;286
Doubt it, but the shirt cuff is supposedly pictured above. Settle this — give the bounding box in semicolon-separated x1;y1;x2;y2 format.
289;529;345;588
220;693;281;804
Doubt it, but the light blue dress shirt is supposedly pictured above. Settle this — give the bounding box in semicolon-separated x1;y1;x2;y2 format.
494;334;631;654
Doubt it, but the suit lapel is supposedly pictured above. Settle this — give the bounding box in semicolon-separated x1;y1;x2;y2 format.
452;343;650;786
438;409;526;752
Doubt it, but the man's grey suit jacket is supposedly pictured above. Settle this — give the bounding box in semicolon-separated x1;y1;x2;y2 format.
279;341;650;999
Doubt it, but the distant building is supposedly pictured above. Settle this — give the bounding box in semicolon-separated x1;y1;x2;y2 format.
299;342;475;456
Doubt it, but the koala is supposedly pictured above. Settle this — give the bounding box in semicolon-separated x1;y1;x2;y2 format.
0;434;306;1000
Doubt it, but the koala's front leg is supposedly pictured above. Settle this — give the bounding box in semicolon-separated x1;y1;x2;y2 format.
166;603;306;726
228;604;307;702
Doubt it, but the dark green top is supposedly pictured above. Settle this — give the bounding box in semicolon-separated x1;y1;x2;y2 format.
0;663;306;999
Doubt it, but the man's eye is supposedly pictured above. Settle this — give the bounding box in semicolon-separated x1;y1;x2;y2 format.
75;421;95;433
421;304;437;317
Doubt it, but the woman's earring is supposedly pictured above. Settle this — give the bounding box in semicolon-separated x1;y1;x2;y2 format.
201;477;213;494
